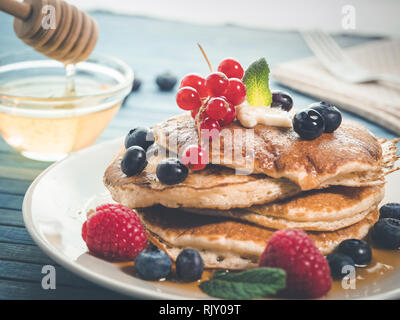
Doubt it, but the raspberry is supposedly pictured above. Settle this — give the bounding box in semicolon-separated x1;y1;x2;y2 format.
259;229;332;298
82;221;87;242
83;204;147;261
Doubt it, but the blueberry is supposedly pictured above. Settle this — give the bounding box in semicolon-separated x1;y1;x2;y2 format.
326;252;355;280
156;158;188;185
125;127;154;150
156;72;177;91
271;91;293;112
176;249;204;282
134;246;172;280
337;239;372;266
131;78;142;92
121;146;147;177
371;218;400;249
292;109;325;140
379;203;400;220
309;102;342;133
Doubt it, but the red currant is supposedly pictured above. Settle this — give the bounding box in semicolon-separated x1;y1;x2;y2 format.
225;78;246;106
180;73;209;98
176;87;201;111
218;102;236;126
217;58;244;79
206;72;228;97
181;144;208;171
206;97;228;120
200;117;221;140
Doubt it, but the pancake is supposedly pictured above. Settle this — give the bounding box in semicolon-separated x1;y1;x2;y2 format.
186;185;384;231
104;139;396;209
137;205;379;270
104;145;301;210
153;114;398;190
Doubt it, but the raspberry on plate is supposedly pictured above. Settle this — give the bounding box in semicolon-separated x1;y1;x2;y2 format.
82;204;147;261
259;228;332;298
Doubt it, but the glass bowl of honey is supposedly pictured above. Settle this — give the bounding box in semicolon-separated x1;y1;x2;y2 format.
0;50;133;161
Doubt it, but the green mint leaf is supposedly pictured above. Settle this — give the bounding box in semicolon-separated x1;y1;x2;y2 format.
243;58;272;107
199;267;286;299
212;268;285;287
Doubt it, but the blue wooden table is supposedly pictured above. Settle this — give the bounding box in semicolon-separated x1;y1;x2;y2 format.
0;11;397;299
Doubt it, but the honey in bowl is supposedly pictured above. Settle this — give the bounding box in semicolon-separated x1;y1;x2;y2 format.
0;51;133;161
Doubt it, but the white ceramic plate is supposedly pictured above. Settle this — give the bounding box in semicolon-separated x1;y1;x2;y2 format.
23;138;400;300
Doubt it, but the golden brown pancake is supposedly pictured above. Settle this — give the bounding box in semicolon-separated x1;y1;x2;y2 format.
104;145;301;209
137;206;379;270
104;139;396;209
186;185;384;231
153;114;398;190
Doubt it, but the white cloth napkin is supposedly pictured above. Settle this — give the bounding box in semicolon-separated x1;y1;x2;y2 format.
272;39;400;134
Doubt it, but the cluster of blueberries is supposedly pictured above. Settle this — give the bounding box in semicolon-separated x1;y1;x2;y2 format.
135;246;204;282
293;101;342;140
121;127;188;185
327;203;400;279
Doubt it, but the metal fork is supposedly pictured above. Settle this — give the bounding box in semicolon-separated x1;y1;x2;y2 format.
300;30;400;87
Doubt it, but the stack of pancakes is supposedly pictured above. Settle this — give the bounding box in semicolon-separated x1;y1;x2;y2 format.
104;114;398;270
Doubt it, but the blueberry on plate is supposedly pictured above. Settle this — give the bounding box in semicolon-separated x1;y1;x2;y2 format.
121;146;147;177
156;158;188;185
292;108;325;140
176;249;204;282
125;127;154;150
309;101;342;133
379;203;400;220
371;218;400;249
156;72;177;91
337;239;372;266
326;252;355;280
134;246;172;281
271;91;293;112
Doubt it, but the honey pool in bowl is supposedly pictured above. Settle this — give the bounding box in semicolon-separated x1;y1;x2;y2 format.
0;51;133;161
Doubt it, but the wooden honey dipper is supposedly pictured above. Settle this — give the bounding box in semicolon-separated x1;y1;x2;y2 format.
0;0;98;64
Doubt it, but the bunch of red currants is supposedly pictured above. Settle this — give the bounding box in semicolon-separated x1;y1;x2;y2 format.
176;58;246;137
176;58;246;171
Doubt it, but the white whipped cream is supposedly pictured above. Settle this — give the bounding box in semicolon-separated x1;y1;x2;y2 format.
236;101;294;128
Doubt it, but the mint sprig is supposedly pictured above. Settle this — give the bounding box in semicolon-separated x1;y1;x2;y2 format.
243;58;272;107
199;267;286;299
